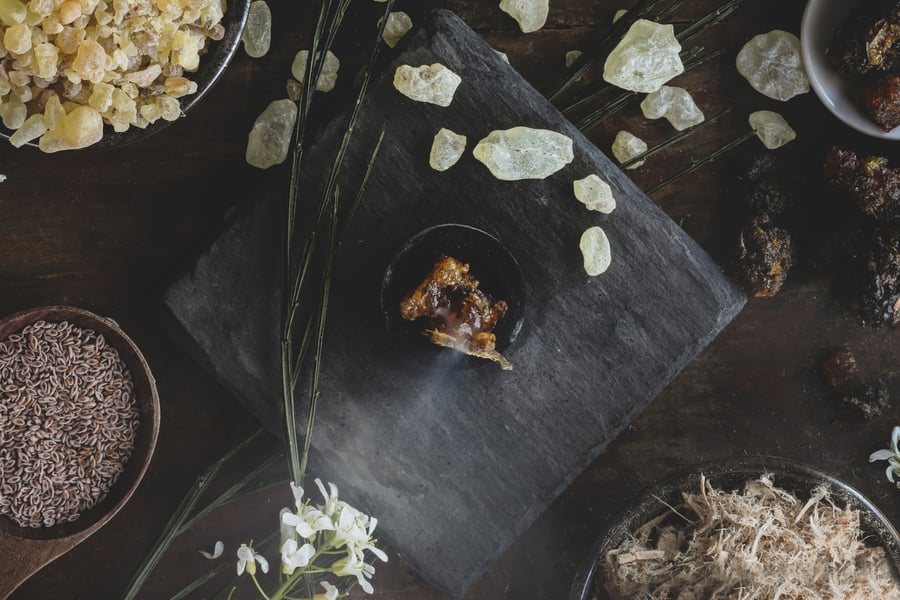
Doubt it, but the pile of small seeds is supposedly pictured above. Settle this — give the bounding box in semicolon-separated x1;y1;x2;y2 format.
0;320;139;528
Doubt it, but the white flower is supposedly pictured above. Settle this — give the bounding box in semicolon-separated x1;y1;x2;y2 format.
330;501;388;563
282;481;335;539
332;551;376;594
198;540;224;560
869;426;900;488
236;543;269;576
280;536;316;574
315;478;340;517
314;581;340;600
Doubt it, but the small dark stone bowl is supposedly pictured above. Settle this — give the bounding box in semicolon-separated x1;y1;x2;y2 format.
570;456;900;600
381;223;526;365
1;0;251;150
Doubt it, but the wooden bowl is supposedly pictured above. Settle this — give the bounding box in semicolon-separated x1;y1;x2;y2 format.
0;306;160;599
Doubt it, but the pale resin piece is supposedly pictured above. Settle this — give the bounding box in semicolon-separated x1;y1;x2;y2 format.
242;0;271;58
245;99;298;169
736;30;808;101
611;130;647;169
640;85;705;131
613;9;627;22
473;127;574;181
382;11;412;48
566;50;582;67
393;63;461;107
580;226;612;276
8;113;47;147
495;49;510;64
429;128;467;172
38;105;103;152
573;174;615;214
291;50;340;93
286;78;302;101
749;110;796;149
603;19;683;93
499;0;549;33
0;100;26;129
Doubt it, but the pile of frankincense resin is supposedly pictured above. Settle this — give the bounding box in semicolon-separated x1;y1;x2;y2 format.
603;475;900;599
0;0;225;151
0;320;139;528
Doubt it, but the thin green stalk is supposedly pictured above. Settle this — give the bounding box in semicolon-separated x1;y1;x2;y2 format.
176;451;284;535
619;108;729;169
676;0;743;45
122;428;266;600
646;130;755;195
339;128;386;241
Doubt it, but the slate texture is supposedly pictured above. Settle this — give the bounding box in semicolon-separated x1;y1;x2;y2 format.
163;10;745;598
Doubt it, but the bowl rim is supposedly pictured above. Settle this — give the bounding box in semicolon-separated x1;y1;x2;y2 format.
800;0;900;141
569;455;900;600
0;305;160;541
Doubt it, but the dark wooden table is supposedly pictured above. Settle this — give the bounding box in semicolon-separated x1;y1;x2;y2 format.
3;1;899;598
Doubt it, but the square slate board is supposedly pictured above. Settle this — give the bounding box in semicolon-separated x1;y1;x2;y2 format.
163;10;745;598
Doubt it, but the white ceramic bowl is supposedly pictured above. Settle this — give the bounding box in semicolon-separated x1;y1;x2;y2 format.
801;0;900;140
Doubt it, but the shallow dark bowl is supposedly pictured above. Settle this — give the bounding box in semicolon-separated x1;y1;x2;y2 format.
0;306;160;541
1;0;250;150
570;455;900;600
381;223;526;364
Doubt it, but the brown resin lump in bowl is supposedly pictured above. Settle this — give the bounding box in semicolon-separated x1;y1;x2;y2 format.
0;306;160;599
0;0;251;151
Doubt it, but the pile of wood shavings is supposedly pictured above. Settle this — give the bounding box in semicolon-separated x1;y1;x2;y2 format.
603;475;900;599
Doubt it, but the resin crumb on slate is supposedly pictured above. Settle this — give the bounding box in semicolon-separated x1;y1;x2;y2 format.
242;0;271;58
429;128;466;172
499;0;549;33
735;217;793;297
573;174;616;213
821;348;858;387
566;50;582;67
749;110;796;149
611;130;647;169
603;19;683;93
580;226;612;276
245;99;298;169
841;383;892;421
393;63;461;107
823;147;900;223
640;86;705;131
855;227;900;326
736;30;809;101
473;127;573;180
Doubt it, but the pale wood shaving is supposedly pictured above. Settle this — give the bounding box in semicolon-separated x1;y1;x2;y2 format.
603;475;900;599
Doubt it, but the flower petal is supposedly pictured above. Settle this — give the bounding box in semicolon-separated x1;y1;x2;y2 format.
871;449;894;462
199;540;224;560
256;553;269;574
368;545;388;563
892;426;900;451
887;463;896;483
237;545;254;561
290;482;305;509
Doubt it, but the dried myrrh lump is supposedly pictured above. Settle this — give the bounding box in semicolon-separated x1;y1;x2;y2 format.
0;0;224;151
604;475;900;600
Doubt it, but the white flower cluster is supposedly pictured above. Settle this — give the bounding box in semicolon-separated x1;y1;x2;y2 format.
279;478;388;594
870;426;900;487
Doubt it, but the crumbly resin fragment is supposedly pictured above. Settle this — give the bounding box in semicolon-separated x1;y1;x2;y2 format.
574;175;615;213
381;11;412;48
736;30;809;101
603;475;900;599
499;0;548;34
245;99;298;169
565;50;582;67
242;0;271;58
473;127;574;180
429;128;467;172
613;9;627;22
38;105;103;153
603;19;683;93
580;226;612;276
393;63;461;107
640;86;705;131
611;130;647;169
291;50;340;93
748;110;796;150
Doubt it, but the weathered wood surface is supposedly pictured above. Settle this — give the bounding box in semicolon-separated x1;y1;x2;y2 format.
1;1;899;599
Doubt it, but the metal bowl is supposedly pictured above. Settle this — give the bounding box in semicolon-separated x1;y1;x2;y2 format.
801;0;900;140
1;0;251;150
570;456;900;600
